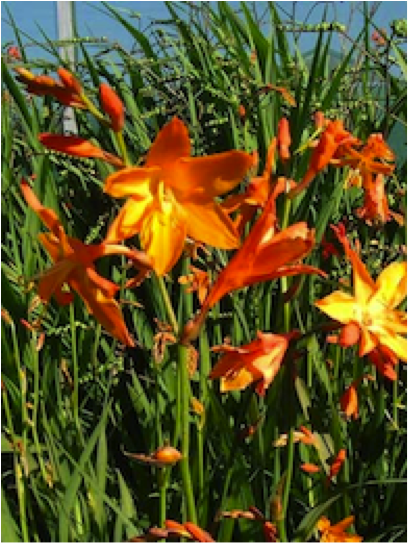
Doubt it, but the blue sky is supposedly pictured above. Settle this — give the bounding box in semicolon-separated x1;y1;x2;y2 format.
2;1;407;55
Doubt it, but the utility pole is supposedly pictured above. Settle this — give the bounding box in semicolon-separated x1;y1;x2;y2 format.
57;1;78;134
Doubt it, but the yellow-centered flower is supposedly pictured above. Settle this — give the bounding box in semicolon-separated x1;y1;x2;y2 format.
315;226;407;362
103;117;254;275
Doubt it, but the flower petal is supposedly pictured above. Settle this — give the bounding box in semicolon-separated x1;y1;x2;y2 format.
172;151;254;201
220;367;255;393
70;271;134;346
21;181;61;234
39;134;106;159
145;117;191;167
315;291;358;325
183;201;240;249
375;330;407;362
37;260;76;302
140;200;186;276
104;167;159;199
373;261;407;309
106;197;152;243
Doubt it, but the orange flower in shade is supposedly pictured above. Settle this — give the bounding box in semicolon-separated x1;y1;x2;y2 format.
39;133;124;167
356;173;404;226
182;182;323;343
315;225;407;364
340;375;374;419
367;345;398;381
327;448;346;485
99;83;125;132
289;120;357;198
273;425;316;447
21;181;152;346
165;520;215;542
103;117;254;276
342;133;395;189
14;66;85;107
317;516;362;542
209;331;298;396
300;463;321;474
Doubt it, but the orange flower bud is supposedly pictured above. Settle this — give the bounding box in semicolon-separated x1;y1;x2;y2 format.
300;462;321;474
277;117;291;161
100;83;125;132
57;68;82;94
340;383;359;419
338;322;361;347
153;445;182;465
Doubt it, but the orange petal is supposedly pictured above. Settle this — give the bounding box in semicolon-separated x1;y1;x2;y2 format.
70;272;134;346
373;261;407;309
37;260;76;302
315;291;358;325
300;463;321;474
140;197;186;276
21;180;61;234
39;134;106;159
172;150;255;201
106;197;152;243
183;201;240;249
183;522;215;543
104;167;159;199
145;117;191;168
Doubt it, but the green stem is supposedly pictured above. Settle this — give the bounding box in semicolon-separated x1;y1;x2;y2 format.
80;92;110;126
31;337;48;484
69;304;81;437
178;344;197;523
115;130;130;167
156;274;179;336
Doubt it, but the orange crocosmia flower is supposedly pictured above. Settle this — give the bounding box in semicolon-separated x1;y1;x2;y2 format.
21;181;152;346
277;117;291;162
327;448;346;485
368;344;399;381
39;133;124;167
289;120;357;198
210;331;298;396
165;520;215;542
317;516;363;542
315;226;407;362
273;426;316;447
103;117;254;276
341;133;395;190
99;83;125;132
182;183;323;343
356;174;404;226
14;66;85;108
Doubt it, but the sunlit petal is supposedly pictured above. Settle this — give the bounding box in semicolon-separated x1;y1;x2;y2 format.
106;197;152;243
373;261;407;309
172;151;255;201
315;291;358;324
183;201;240;249
104;167;159;198
145;117;191;167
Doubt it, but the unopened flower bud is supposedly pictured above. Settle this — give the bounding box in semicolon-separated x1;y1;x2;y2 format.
100;83;125;132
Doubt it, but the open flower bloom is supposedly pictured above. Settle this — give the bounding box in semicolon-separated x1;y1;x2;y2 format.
182;181;323;343
21;181;152;346
356;173;404;226
341;133;395;190
14;66;85;107
315;225;407;364
39;133;124;167
209;331;298;396
103;117;254;276
317;516;362;542
289;120;357;198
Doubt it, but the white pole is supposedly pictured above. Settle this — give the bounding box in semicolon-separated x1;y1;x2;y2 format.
57;1;78;134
